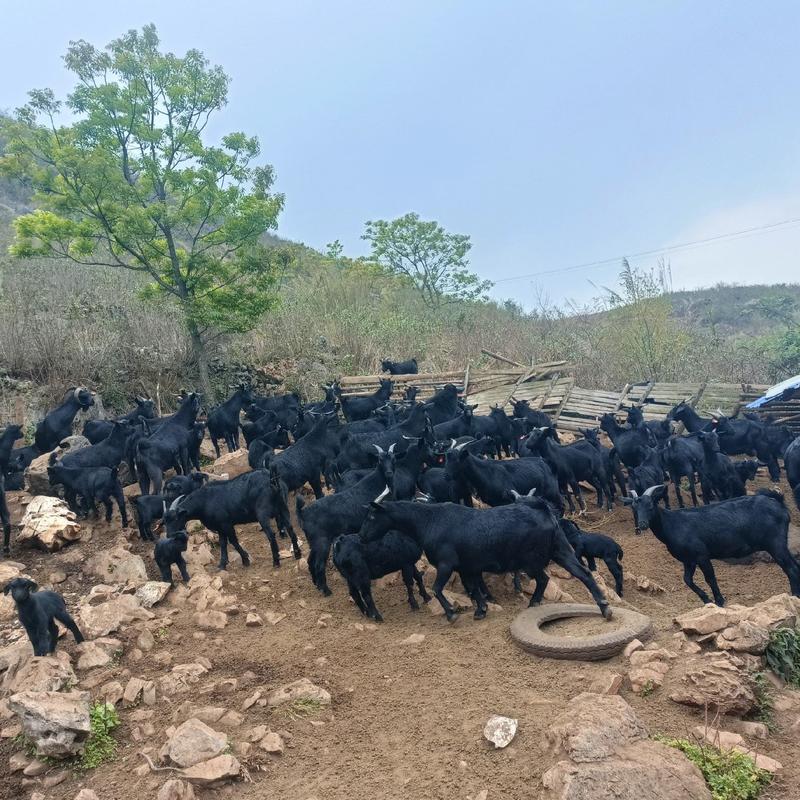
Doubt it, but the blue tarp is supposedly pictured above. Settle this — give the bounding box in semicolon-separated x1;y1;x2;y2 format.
746;374;800;409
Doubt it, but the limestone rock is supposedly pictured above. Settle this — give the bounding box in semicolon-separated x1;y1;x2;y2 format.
157;779;196;800
628;649;676;694
86;546;148;586
586;671;624;696
715;621;770;654
18;496;81;551
739;593;798;630
136;581;172;608
635;575;666;594
400;633;425;645
245;613;263;627
76;638;122;671
2;652;76;694
674;604;744;636
259;730;285;754
181;754;241;786
159;663;208;696
166;718;227;768
209;449;250;478
78;594;154;638
623;639;644;659
542;739;711;800
545;692;648;763
8;690;91;758
668;653;756;716
483;715;517;748
266;678;331;708
192;610;228;630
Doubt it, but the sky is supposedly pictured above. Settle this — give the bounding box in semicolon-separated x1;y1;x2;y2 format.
2;1;799;308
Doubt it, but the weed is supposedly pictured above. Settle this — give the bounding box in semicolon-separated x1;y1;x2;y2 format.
656;735;771;800
750;672;775;731
78;701;120;771
764;625;800;686
154;627;169;641
279;698;324;720
640;679;655;697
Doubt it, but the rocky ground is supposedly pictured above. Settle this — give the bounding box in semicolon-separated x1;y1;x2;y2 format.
1;452;800;800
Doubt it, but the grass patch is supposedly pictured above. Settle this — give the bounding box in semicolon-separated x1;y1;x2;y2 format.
656;736;771;800
78;701;120;771
279;698;324;720
765;625;800;686
750;672;775;731
639;679;655;697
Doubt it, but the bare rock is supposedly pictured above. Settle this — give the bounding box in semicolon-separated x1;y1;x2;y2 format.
692;725;745;751
668;653;756;716
78;594;154;638
266;678;331;708
727;720;768;739
545;692;648;763
166;718;227;768
157;779;196;800
400;633;425;645
76;638;122;671
2;652;76;694
75;791;101;800
192;611;228;630
259;730;285;754
86;546;148;586
209;449;250;478
628;649;676;694
674;603;745;636
136;581;172;608
159;663;208;696
635;575;666;594
99;680;124;704
623;639;644;659
483;715;517;748
181;754;241;786
245;613;263;627
715;621;770;654
49;570;67;585
586;671;623;696
739;593;798;630
542;576;574;603
8;690;91;758
137;628;156;652
542;739;711;800
264;610;286;625
18;496;82;551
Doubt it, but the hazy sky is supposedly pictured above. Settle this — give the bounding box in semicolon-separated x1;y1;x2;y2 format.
2;1;799;307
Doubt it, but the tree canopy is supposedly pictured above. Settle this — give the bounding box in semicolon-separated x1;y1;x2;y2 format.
0;24;287;398
362;212;491;308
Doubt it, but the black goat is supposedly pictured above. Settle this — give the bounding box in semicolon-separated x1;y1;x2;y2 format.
734;459;761;486
0;424;23;474
339;379;394;422
745;413;794;481
671;402;760;457
206;385;253;458
433;405;475;441
165;464;295;570
627;406;672;447
511;398;552;430
154;531;190;584
624;486;800;605
662;434;708;507
784;436;800;510
599;413;649;469
524;426;613;512
381;358;418;375
57;420;131;471
133;472;209;541
697;430;746;500
82;396;156;444
577;428;627;498
47;463;129;527
296;446;397;595
271;413;340;498
358;496;611;621
249;392;301;430
472;406;515;458
628;447;671;509
35;387;95;453
422;384;461;427
247;427;291;469
136;392;201;494
559;518;624;596
241;409;278;446
446;445;563;510
3;578;84;656
332;531;430;621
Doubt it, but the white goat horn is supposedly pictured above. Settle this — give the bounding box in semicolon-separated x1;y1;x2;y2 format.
628;490;639;499
373;445;385;455
527;488;537;497
388;443;396;454
168;494;185;512
510;489;522;499
374;485;391;504
643;485;663;497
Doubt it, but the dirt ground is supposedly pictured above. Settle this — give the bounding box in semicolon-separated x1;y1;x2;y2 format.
2;470;800;800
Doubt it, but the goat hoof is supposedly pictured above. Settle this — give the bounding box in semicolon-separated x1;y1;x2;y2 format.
599;604;613;620
445;611;459;623
322;587;332;597
474;610;487;620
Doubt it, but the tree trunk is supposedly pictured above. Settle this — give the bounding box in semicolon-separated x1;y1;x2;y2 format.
188;322;215;403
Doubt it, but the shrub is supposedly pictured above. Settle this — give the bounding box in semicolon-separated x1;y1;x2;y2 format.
656;736;771;800
764;625;800;686
80;701;120;771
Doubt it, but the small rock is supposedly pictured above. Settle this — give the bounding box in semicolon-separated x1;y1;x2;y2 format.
74;789;101;800
635;575;666;594
7;690;91;758
267;678;331;708
123;677;146;707
136;581;172;608
137;628;156;652
181;754;241;786
23;758;49;776
264;611;286;625
157;779;196;800
192;611;228;630
49;570;67;584
623;639;643;659
9;751;31;772
728;720;768;740
42;769;68;788
259;730;285;754
587;671;624;696
245;613;263;627
628;649;675;694
400;633;425;645
166;718;227;768
483;715;517;748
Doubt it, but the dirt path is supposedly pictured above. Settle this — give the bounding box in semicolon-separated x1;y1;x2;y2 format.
1;473;799;800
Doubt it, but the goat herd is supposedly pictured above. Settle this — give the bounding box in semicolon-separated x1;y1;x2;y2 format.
2;365;800;645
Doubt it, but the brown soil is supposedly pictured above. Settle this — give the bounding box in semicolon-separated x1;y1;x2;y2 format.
2;471;799;800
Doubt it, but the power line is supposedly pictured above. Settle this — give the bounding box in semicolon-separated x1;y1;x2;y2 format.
492;216;800;284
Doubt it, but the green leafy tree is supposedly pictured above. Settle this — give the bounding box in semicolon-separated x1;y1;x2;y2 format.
0;24;286;399
362;212;491;308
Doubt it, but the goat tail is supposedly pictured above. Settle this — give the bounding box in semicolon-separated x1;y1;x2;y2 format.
756;488;785;505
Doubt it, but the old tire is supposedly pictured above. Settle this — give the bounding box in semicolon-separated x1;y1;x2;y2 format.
510;603;653;661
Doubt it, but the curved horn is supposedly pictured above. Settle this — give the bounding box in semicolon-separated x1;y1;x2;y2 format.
509;489;522;500
450;439;457;449
374;485;391;504
388;443;396;454
526;487;537;497
643;485;664;497
168;494;185;512
628;490;639;500
373;444;386;456
454;439;475;451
